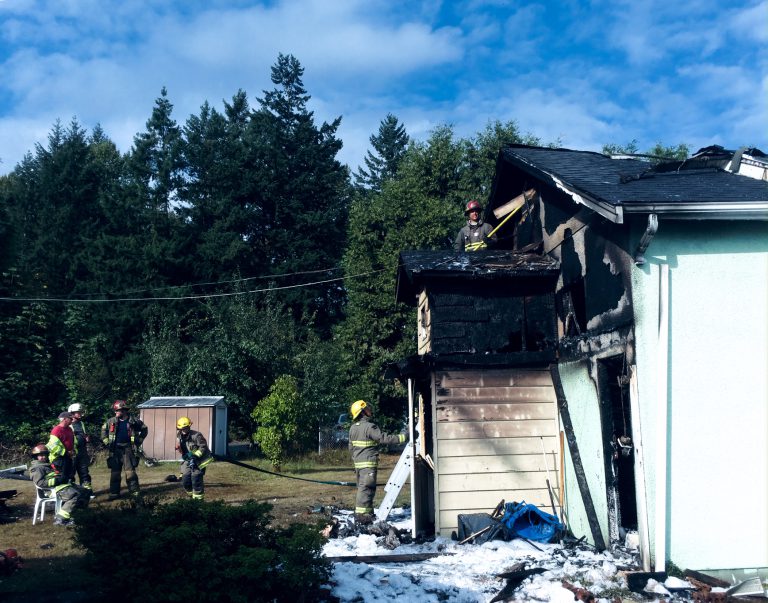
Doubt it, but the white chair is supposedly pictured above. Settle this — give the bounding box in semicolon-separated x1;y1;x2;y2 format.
32;485;61;525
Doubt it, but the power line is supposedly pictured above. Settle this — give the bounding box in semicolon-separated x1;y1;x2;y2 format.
67;265;345;298
0;268;386;304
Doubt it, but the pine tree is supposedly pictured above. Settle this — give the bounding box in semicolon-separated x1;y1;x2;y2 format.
354;113;409;192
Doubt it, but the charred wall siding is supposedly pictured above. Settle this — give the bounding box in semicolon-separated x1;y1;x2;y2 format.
422;282;557;355
433;368;561;536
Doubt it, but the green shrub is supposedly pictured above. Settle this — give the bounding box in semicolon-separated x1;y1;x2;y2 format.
251;374;303;469
73;497;330;602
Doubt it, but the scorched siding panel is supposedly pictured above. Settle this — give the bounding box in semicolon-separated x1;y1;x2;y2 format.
434;368;561;537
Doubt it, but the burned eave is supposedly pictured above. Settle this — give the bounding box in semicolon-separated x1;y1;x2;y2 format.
397;250;560;304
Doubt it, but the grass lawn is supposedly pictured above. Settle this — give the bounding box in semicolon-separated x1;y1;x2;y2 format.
0;450;406;601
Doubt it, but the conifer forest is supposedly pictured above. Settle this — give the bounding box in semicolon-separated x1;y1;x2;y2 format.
0;53;564;451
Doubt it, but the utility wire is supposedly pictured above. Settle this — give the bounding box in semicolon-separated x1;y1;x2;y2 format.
68;265;345;298
0;268;386;304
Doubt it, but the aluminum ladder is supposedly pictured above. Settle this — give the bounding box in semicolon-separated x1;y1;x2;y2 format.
375;439;416;522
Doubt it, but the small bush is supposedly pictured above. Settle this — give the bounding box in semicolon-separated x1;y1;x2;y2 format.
73;496;330;602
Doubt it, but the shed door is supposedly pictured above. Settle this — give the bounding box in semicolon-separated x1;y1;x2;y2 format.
214;405;227;455
433;368;561;537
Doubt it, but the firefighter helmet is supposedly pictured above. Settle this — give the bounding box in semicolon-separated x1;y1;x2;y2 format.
464;200;482;215
350;400;368;420
31;444;48;456
68;403;84;413
112;400;128;411
176;416;192;430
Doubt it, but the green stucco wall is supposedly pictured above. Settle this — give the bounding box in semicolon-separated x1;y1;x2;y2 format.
557;360;610;548
631;220;768;571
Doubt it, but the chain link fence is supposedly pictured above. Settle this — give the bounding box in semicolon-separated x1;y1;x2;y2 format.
317;424;348;453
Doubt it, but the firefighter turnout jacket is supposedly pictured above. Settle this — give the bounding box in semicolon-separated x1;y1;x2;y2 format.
101;415;148;450
348;416;406;469
29;459;71;493
177;429;214;469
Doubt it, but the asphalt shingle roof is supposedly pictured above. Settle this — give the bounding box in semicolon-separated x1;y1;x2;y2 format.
501;145;768;206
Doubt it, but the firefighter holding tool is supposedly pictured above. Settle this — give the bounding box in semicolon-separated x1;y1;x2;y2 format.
454;200;495;251
348;400;407;525
175;417;214;500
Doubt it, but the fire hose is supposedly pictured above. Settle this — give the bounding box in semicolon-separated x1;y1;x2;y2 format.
213;455;356;487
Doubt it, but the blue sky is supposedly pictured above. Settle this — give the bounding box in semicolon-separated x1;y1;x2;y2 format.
0;0;765;175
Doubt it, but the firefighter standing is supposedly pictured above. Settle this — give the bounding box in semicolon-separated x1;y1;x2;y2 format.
101;400;148;500
46;412;76;482
29;443;89;526
454;200;496;251
348;400;407;524
68;403;92;492
175;417;213;499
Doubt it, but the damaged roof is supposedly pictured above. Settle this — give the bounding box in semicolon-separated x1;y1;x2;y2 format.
493;144;768;223
396;249;559;304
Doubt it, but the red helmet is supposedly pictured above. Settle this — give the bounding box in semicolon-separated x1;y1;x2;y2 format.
465;200;482;215
112;400;128;411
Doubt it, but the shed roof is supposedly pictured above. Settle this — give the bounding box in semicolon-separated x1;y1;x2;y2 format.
396;250;559;303
138;396;226;409
493;144;768;223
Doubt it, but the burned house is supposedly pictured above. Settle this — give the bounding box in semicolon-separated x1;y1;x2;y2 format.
396;144;768;576
394;250;562;537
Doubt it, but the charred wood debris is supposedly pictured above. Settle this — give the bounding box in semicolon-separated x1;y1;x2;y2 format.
318;504;766;602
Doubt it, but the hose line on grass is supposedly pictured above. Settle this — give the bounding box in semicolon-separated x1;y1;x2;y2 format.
214;455;356;487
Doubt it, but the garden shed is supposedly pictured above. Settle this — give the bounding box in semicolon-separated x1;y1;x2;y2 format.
137;396;228;461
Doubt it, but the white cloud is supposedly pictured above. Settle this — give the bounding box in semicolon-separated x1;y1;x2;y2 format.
0;0;765;175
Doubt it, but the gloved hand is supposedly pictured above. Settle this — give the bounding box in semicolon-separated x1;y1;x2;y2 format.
182;453;192;461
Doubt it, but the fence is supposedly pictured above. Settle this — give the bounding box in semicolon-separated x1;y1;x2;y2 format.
317;425;348;453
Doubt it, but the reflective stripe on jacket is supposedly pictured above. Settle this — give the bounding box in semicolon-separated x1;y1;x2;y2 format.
29;460;70;493
178;429;214;469
348;416;405;469
46;426;77;463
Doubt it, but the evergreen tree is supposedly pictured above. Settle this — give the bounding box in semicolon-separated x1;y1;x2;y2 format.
354;113;409;191
127;88;190;289
182;92;261;280
249;54;351;331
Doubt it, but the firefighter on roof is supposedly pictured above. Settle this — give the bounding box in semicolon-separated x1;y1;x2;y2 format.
455;199;496;251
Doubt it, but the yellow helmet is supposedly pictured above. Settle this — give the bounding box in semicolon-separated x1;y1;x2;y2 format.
350;400;368;420
176;416;192;430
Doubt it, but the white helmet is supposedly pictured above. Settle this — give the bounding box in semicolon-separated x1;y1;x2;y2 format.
68;403;84;413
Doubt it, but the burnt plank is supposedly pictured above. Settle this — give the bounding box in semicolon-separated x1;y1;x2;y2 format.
436;402;554;422
438;436;558;457
437;419;556;439
438;370;553;388
435;386;555;402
